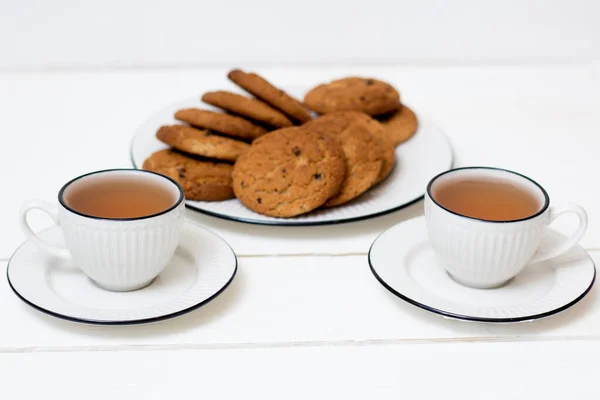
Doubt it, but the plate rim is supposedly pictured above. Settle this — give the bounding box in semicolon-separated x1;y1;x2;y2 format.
129;96;454;226
6;222;238;326
367;217;597;323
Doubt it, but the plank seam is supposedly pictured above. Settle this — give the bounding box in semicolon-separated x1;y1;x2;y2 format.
3;336;600;354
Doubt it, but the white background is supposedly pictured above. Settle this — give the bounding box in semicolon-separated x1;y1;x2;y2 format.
1;0;599;69
2;1;600;399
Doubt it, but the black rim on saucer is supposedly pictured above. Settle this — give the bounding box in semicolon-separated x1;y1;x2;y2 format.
58;168;185;222
426;166;550;224
367;224;596;323
5;224;238;326
130;149;453;226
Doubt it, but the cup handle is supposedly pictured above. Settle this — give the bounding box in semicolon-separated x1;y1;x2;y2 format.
529;203;588;264
19;200;70;259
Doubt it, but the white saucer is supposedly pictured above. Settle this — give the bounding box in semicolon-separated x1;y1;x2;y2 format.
130;92;453;226
368;216;596;323
7;222;237;325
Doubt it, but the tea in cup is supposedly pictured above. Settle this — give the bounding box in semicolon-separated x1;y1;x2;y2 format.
19;169;185;291
425;167;588;288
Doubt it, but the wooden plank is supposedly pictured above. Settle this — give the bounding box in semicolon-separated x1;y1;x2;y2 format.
1;253;599;351
1;341;599;399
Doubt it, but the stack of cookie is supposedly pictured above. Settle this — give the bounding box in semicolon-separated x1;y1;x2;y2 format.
303;77;418;147
143;71;419;218
143;69;312;202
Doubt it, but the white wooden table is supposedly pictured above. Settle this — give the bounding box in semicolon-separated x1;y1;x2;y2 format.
1;65;599;398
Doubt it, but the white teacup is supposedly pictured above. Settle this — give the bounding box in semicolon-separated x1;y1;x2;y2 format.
19;169;185;292
425;167;588;289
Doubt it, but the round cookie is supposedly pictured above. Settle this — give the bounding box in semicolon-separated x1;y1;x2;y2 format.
227;69;312;124
305;111;395;184
202;91;293;128
378;105;418;146
142;149;234;201
363;117;396;184
156;124;250;162
303;113;384;207
232;127;346;218
175;108;267;141
304;77;400;116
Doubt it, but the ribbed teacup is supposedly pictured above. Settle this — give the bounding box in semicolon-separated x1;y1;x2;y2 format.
20;169;185;292
425;167;587;289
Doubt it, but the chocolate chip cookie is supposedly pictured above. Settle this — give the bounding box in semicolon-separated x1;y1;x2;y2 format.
363;117;396;184
303;112;384;206
227;69;312;124
306;111;395;184
175;108;267;142
232;127;346;217
142;149;234;201
378;105;418;146
202;91;293;128
156;124;249;162
304;77;400;116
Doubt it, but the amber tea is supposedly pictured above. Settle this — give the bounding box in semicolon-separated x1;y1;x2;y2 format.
432;178;540;221
63;176;177;219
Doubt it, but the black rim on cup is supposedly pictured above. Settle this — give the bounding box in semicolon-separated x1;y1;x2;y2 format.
57;168;185;221
426;166;551;223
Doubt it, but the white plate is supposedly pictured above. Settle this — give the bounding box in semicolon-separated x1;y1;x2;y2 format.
368;216;596;323
130;92;453;226
7;222;237;325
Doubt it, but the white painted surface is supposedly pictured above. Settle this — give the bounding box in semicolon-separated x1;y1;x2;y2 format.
0;66;598;258
1;341;600;399
1;0;599;69
2;253;600;351
1;64;599;398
